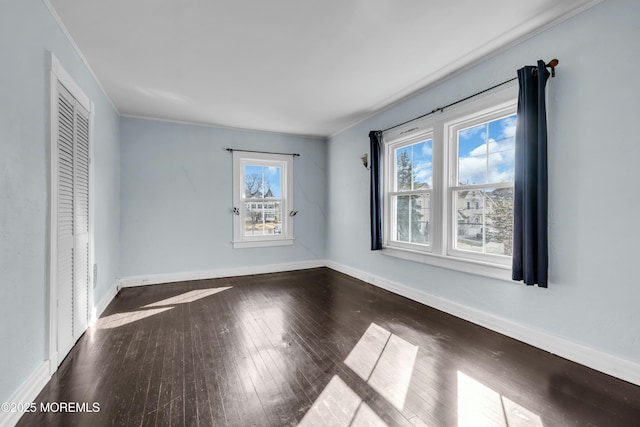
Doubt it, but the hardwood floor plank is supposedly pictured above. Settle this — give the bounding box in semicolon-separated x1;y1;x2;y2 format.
17;268;640;427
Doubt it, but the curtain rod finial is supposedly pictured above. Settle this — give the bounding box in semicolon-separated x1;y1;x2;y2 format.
546;59;559;77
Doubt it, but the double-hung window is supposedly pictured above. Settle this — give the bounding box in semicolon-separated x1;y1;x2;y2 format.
386;134;433;249
232;151;294;248
382;86;517;278
448;104;516;264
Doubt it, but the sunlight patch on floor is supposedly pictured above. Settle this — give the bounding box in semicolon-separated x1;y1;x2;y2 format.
298;376;387;427
94;307;173;329
457;371;544;427
345;322;418;411
95;287;232;330
143;287;232;307
344;323;391;380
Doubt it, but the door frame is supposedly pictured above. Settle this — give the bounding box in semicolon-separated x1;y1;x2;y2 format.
48;52;95;373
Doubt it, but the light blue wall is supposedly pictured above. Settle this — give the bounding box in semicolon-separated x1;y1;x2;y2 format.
0;0;120;403
119;118;326;277
327;0;640;364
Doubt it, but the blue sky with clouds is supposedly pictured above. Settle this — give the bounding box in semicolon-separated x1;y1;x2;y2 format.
458;114;516;185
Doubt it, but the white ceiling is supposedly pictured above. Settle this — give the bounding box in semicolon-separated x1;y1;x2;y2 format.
48;0;595;137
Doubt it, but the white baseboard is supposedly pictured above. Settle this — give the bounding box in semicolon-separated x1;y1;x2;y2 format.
325;260;640;387
117;260;326;288
92;281;119;322
0;362;50;427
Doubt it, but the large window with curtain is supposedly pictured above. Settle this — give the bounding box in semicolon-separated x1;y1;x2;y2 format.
382;86;517;278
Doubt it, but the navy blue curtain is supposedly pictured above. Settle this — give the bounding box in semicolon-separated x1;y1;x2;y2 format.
369;131;383;250
512;60;549;287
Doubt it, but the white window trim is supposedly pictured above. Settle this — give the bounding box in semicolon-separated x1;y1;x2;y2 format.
381;85;518;280
232;151;294;248
385;132;434;251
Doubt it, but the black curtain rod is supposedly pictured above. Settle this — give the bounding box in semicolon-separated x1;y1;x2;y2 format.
383;59;558;133
225;148;300;157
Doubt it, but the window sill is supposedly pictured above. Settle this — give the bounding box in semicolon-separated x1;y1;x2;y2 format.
381;246;513;282
232;238;294;249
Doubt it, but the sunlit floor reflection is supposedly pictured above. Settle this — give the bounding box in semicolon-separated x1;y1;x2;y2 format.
368;334;418;410
94;307;173;330
344;323;390;380
457;371;544;427
299;323;420;426
95;286;232;330
143;287;232;307
298;376;387;427
345;323;418;410
300;322;545;426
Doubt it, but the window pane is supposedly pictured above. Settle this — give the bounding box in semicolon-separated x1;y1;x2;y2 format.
458;114;516;185
458;124;487;185
485;187;514;256
455;188;513;255
487;115;516;183
244;200;282;236
244;165;281;199
395;140;432;191
395;194;430;245
455;190;484;252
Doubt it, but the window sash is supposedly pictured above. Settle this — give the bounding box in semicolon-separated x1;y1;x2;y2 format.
243;197;284;238
446;107;516;264
448;184;513;266
447;108;517;187
389;190;431;248
384;132;435;251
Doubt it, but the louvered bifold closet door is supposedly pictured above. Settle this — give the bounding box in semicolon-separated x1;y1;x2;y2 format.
73;103;90;337
56;83;76;358
55;81;91;361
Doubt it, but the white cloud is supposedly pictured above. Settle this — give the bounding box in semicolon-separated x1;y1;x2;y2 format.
459;123;486;140
414;161;432;185
421;142;432;157
459;139;514;184
469;139;499;157
458;156;486;184
457;116;517;184
500;116;517;139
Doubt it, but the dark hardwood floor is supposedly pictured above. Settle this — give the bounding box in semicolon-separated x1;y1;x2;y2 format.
18;268;640;426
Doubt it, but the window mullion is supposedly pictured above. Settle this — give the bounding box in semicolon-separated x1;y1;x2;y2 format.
450;182;513;192
389;190;429;197
482;190;487;254
433;122;446;256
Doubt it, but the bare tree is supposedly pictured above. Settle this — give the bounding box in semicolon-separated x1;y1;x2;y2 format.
245;174;262;198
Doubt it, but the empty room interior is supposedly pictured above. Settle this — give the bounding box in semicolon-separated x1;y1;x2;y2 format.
2;0;640;426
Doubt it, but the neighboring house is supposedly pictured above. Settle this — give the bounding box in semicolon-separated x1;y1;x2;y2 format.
245;188;281;232
456;188;513;243
456;190;485;242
